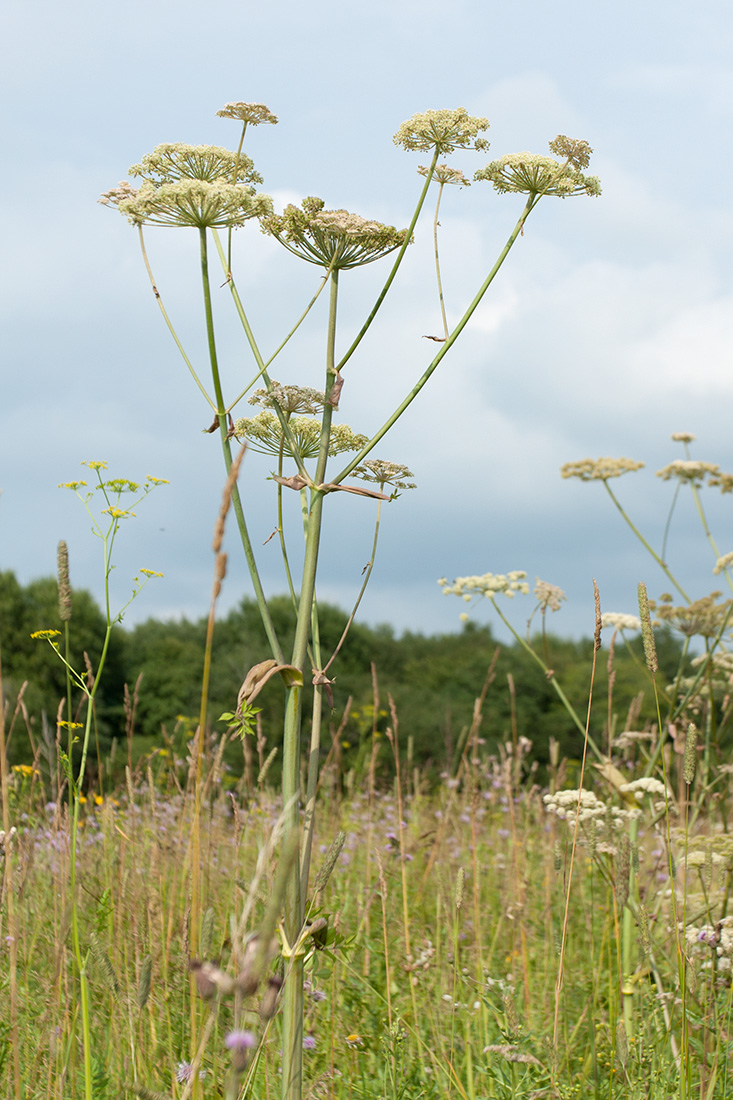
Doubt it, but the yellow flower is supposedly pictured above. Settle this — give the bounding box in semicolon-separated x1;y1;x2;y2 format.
83;460;109;471
30;629;62;640
94;795;104;806
12;764;37;778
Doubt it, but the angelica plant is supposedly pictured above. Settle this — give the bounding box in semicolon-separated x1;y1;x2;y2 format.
101;103;600;1100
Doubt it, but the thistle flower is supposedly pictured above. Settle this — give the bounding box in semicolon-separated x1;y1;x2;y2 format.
475;151;601;198
393;108;490;154
233;411;367;459
261;197;410;270
560;457;644;481
439;572;529;599
352;460;416;491
534;578;566;612
216;102;279;126
104;178;273;229
601;612;642;632
248;382;325;415
417;164;471;187
129;143;262;185
656;459;719;484
225;1029;257;1073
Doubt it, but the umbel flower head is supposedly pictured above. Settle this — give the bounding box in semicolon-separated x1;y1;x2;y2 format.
261;197;410;270
417;164;471;187
352;460;416;491
233;411;367;459
394;108;490;155
248;382;325;416
476;136;601;198
100;179;272;229
129;143;262;185
216;102;279;126
561;457;645;481
439;571;529;599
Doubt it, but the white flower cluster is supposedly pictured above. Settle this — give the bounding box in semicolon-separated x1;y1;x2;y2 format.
619;777;671;803
713;551;733;576
601;613;642;632
534;579;566;612
656;460;720;483
439;571;529;601
543;789;606;821
543;789;641;827
561;457;645;481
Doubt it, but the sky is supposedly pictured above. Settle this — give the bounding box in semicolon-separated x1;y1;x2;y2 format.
2;0;733;648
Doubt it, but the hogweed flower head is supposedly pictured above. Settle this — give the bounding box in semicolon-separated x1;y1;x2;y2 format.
129;143;262;185
601;612;642;632
261;197;410;270
561;457;644;481
656;459;719;484
652;592;733;639
547;134;593;170
708;470;733;493
248;382;325;415
216;102;279;126
394;108;490;154
439;571;529;600
352;460;416;491
714;551;733;575
475;146;601;198
417;163;471;187
671;431;696;444
103;178;273;229
233;411;367;459
534;578;566;612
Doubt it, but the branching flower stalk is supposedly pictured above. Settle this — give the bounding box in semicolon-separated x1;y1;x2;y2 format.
102;108;600;1100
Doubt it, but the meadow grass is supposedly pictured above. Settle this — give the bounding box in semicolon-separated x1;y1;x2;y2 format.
3;677;733;1100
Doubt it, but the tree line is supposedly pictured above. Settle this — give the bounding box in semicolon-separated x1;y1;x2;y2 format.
0;570;682;778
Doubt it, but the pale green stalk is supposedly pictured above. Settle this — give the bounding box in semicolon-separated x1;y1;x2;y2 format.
602;481;691;603
333;193;539;485
280;269;340;1100
336;149;439;373
197;227;285;665
432;179;450;340
489;596;604;761
209;229;310;480
137;226;216;411
211;228;336;413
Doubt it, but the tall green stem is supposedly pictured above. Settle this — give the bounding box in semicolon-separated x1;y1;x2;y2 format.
198;228;285;664
280;270;339;1100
